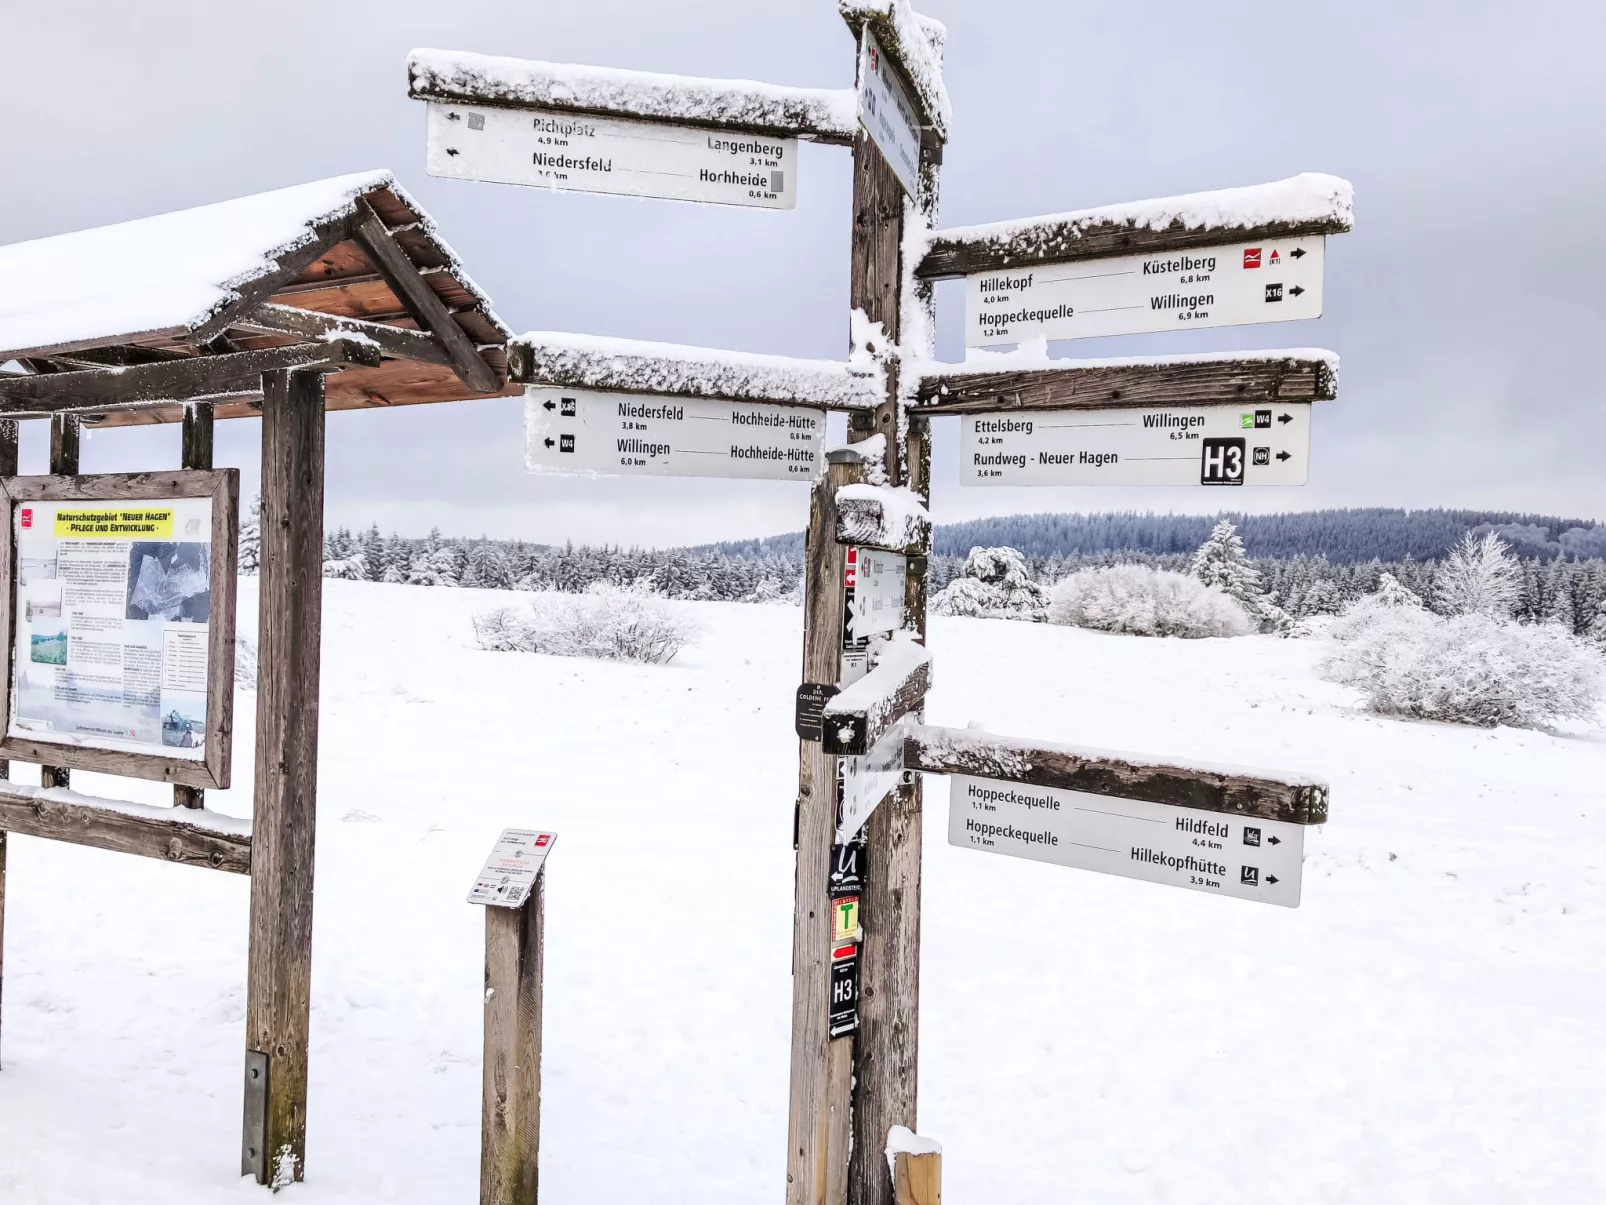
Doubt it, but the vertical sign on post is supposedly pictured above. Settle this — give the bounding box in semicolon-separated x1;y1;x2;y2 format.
857;27;922;198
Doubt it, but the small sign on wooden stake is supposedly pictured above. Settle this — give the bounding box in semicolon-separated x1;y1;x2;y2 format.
468;829;556;908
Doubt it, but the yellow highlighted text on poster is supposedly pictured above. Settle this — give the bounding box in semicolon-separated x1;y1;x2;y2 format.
54;508;175;538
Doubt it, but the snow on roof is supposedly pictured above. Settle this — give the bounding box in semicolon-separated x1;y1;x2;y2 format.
930;173;1354;256
0;169;503;360
409;49;858;142
514;331;881;410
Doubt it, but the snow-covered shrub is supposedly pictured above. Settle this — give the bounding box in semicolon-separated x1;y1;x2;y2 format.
1048;565;1252;638
1373;571;1423;608
323;553;368;581
473;582;697;665
1190;520;1290;633
1434;531;1518;617
1321;598;1604;728
931;546;1049;620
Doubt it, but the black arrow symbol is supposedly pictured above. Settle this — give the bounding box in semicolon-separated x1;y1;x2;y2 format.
445;147;460;157
447;112;461;122
1266;874;1279;885
1268;835;1282;845
1289;285;1305;297
543;399;556;411
543;438;555;448
1276;450;1291;462
1277;412;1293;425
1290;247;1306;259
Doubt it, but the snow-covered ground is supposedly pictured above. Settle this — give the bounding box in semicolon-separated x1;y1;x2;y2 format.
1;581;1602;1203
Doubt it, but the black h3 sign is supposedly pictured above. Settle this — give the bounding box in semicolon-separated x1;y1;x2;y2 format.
1201;438;1246;485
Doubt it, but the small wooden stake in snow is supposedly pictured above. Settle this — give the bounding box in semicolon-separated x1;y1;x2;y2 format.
481;875;545;1205
887;1127;941;1205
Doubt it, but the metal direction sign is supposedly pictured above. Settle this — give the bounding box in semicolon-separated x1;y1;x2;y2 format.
965;236;1324;347
467;829;556;908
961;402;1311;488
525;388;824;481
846;548;906;640
948;776;1303;907
857;27;922;197
837;721;906;842
425;101;797;209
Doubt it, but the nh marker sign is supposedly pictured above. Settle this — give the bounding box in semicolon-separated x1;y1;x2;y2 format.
965;235;1325;347
961;402;1311;487
426;101;798;209
525;388;824;480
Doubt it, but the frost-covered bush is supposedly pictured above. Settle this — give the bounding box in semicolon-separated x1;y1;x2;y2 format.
1434;531;1518;617
931;546;1049;619
1048;565;1252;638
1321;598;1604;728
1373;571;1423;609
473;582;697;665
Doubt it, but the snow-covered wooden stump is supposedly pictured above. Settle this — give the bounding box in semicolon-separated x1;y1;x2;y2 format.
482;873;545;1205
887;1127;942;1205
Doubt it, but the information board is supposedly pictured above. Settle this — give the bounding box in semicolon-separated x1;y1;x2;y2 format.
467;829;556;908
961;402;1311;487
948;775;1304;907
965;236;1324;347
526;388;824;481
426;101;797;209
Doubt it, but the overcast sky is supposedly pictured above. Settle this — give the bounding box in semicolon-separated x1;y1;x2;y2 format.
3;0;1602;545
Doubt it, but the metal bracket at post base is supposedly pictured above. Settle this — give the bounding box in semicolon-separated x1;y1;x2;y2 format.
241;1049;269;1184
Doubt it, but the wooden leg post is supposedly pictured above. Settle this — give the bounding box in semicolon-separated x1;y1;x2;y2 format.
42;414;79;791
174;401;215;811
892;1149;940;1205
0;418;15;1069
243;369;325;1187
481;873;545;1205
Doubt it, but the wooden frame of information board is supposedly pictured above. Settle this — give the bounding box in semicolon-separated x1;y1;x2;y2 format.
0;469;239;790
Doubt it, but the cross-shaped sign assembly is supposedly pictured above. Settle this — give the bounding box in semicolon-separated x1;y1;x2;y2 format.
410;5;1346;1202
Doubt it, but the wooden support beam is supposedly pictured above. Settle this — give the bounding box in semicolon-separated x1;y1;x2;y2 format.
349;197;500;393
243;367;326;1187
188;216;356;349
0;784;251;872
822;643;931;757
481;879;545;1205
912;352;1338;415
789;453;864;1205
0;341;383;415
0;418;12;1070
174;401;215;810
239;304;453;369
41;416;79;791
902;724;1329;825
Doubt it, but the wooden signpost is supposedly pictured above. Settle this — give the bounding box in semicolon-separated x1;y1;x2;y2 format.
412;2;1351;1202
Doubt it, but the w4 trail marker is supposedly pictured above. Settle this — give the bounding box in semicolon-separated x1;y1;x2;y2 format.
409;4;1348;1205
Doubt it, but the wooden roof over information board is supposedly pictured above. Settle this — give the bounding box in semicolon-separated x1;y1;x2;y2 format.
0;170;517;426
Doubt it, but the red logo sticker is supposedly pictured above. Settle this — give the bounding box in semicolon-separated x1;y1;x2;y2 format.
535;834;551;847
19;508;32;529
1242;248;1262;269
1269;249;1282;265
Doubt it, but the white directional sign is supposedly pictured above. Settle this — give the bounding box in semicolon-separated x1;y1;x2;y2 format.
965;236;1324;347
948;776;1303;907
857;27;922;198
846;549;906;641
425;101;797;209
961;402;1310;487
838;722;907;843
467;829;556;908
525;388;824;481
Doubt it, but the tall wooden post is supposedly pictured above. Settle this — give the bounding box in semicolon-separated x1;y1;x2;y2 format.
175;401;215;811
788;450;868;1205
41;414;79;791
481;873;545;1205
0;417;13;1069
243;368;325;1187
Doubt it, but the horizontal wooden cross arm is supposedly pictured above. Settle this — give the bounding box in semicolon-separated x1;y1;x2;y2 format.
350;196;501;393
822;640;931;757
409;48;860;146
915;173;1354;279
510;331;883;411
0;782;253;872
236;304;452;368
0;340;382;416
835;483;932;554
910;350;1338;415
903;724;1329;825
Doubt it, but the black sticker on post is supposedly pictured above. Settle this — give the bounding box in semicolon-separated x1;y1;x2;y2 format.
828;943;860;1038
829;841;865;899
1200;438;1245;486
795;683;841;741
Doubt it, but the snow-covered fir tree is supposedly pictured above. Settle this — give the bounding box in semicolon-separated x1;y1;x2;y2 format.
1189;520;1288;632
931;547;1049;619
239;495;261;575
1373;571;1423;608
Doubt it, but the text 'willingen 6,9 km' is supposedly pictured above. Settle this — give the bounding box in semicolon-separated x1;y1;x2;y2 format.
524;388;825;481
425;101;798;209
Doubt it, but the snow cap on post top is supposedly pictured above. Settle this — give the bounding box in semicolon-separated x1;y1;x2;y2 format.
835;483;931;553
839;1;951;138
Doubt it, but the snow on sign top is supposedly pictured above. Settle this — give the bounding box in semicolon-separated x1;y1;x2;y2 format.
409;49;858;144
0;170;497;360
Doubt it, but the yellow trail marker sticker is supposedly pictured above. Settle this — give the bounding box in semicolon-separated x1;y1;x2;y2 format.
833;895;860;941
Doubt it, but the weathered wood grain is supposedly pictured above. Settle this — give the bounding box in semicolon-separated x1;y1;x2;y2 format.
903;725;1329;825
0;419;12;1067
240;304;453;368
917;215;1349;280
40;418;79;791
0;829;7;1067
242;367;325;1186
181;400;213;811
912;355;1337;415
351;197;500;393
188;215;357;349
481;878;544;1205
834;491;931;555
0;786;251;872
0;341;383;414
892;1151;940;1205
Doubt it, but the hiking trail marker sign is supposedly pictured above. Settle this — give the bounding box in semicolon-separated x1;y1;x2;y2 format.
960;402;1311;487
467;828;556;908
